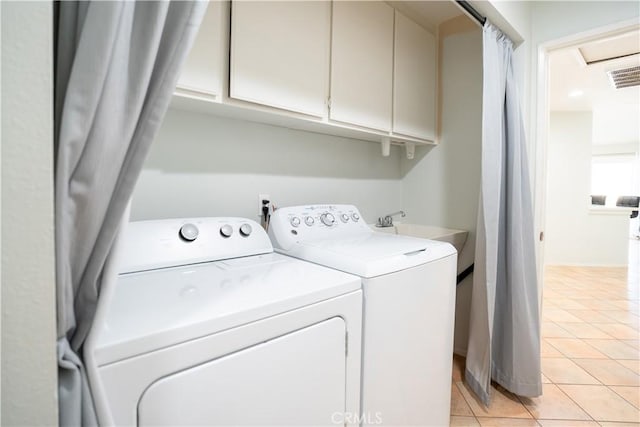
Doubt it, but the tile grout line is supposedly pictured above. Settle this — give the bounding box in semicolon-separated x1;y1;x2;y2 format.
453;381;480;420
514;392;539;422
543;336;609;360
605;383;640;410
549;382;597;422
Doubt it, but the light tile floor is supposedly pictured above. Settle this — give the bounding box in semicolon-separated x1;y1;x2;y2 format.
451;265;640;427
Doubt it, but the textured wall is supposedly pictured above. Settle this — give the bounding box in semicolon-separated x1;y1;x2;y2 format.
1;1;58;425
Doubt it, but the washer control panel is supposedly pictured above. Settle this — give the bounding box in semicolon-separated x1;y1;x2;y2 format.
119;218;271;274
281;206;363;229
268;204;372;250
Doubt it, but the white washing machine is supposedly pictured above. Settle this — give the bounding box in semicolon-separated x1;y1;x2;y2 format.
269;205;457;426
84;217;363;426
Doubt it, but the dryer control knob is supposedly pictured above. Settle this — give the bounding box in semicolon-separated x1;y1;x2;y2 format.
220;224;233;238
179;223;199;241
321;213;336;227
290;217;301;227
304;216;315;226
239;223;252;237
351;213;360;222
340;214;350;223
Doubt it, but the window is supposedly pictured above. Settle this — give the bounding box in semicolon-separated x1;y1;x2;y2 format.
591;153;639;207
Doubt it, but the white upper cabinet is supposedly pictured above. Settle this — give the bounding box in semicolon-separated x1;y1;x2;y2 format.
393;11;436;141
230;1;330;118
330;1;394;132
174;1;439;147
176;1;225;99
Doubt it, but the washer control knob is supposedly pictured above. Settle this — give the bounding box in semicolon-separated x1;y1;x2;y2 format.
304;216;315;226
179;223;199;241
340;214;350;223
321;212;336;227
290;217;301;227
351;213;360;222
219;224;233;238
239;223;252;237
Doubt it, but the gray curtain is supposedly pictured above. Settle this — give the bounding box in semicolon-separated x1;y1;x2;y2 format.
55;1;206;425
465;22;541;406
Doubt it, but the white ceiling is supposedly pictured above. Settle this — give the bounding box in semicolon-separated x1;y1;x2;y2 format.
549;29;640;145
549;29;640;112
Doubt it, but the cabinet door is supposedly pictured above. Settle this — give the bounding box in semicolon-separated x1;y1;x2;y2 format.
393;12;436;140
176;1;225;98
230;1;330;117
330;1;394;131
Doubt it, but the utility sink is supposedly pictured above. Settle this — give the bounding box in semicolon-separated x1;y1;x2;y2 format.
371;224;469;254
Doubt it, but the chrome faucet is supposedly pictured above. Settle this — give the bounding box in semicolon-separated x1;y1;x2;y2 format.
376;210;406;228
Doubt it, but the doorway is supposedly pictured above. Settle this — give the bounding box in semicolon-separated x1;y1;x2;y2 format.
536;22;640;274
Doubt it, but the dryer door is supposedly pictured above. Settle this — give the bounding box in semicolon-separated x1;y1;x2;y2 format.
137;317;347;426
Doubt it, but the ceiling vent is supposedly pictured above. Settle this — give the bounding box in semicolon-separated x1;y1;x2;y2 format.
607;65;640;89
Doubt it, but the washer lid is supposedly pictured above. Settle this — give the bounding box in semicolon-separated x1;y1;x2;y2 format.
279;233;456;278
89;253;360;366
268;204;456;277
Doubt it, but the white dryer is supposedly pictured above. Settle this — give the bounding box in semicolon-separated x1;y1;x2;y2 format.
269;205;457;426
84;217;362;426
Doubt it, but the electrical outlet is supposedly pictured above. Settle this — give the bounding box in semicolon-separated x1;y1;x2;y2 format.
259;194;270;218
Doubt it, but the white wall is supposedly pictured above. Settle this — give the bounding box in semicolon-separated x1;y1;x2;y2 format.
401;27;482;232
531;1;640;47
545;112;630;266
1;1;58;425
401;23;483;355
593;105;640;146
131;109;403;223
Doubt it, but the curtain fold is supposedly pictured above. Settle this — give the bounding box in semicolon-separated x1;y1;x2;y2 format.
54;1;207;425
465;21;541;406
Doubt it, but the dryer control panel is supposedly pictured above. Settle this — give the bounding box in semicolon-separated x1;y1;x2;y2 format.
268;205;373;250
118;218;273;273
